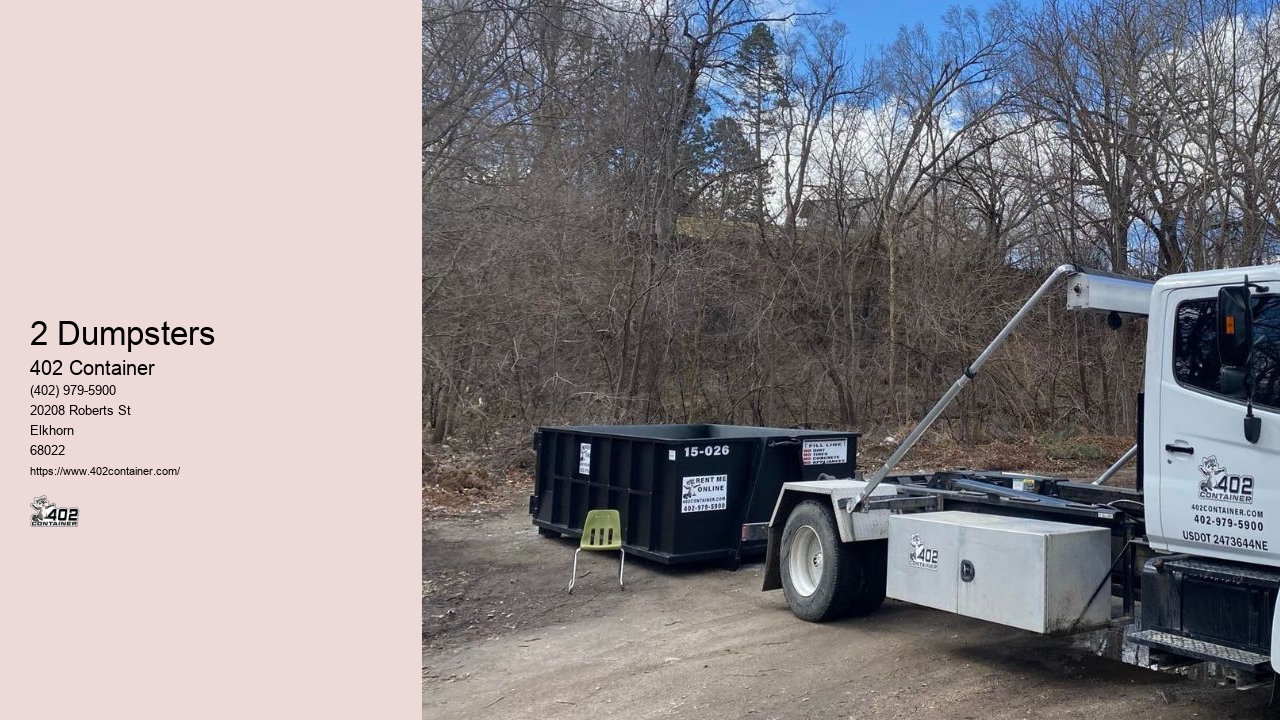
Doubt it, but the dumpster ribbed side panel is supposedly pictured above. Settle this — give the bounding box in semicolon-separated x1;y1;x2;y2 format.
531;424;859;565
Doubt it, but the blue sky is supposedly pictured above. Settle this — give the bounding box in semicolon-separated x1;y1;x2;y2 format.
813;1;1011;62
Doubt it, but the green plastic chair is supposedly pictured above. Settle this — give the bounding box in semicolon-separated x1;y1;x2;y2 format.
567;509;626;593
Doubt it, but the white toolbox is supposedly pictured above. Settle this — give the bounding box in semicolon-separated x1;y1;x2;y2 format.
886;511;1111;633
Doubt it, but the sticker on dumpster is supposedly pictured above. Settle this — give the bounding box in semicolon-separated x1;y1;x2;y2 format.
681;474;728;513
802;439;847;465
578;443;591;475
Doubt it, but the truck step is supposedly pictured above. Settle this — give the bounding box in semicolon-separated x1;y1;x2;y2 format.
1126;629;1271;672
1158;557;1280;587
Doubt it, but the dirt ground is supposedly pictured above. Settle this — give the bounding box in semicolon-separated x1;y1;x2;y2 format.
423;501;1276;720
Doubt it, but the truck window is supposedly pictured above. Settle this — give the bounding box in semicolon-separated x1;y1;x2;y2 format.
1173;295;1280;410
1258;296;1280;407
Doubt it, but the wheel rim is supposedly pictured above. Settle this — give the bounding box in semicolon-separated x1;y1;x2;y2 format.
789;525;824;597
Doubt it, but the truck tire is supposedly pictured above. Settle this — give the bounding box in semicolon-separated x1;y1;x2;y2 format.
780;499;886;622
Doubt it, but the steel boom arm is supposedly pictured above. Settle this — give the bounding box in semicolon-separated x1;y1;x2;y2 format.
848;263;1080;512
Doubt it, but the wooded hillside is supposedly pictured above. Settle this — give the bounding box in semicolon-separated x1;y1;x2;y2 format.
424;0;1280;446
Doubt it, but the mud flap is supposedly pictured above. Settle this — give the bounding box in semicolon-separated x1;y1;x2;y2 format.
762;524;783;591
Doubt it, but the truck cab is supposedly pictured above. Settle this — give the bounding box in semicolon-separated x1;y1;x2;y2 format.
1124;266;1280;673
1143;266;1280;565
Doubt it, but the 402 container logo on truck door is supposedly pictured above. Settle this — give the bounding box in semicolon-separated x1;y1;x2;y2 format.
1198;456;1254;504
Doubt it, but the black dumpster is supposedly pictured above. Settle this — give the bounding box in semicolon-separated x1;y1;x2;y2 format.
528;424;860;565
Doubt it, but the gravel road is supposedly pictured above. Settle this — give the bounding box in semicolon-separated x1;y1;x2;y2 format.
423;507;1273;719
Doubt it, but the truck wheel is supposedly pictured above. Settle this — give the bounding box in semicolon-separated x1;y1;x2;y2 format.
781;499;861;622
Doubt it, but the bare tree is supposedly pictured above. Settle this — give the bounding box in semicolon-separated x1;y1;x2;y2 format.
423;0;1279;451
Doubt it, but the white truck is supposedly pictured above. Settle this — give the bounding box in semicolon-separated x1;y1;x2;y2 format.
762;263;1280;690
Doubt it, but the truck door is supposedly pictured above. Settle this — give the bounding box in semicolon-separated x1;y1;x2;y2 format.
1157;286;1280;565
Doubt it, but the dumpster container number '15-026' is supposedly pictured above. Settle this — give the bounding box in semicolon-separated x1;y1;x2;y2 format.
528;424;859;566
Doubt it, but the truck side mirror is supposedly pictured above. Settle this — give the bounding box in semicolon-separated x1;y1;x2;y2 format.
1220;366;1247;396
1218;285;1254;367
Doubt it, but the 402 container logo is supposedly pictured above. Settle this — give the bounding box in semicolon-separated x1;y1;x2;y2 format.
30;495;78;527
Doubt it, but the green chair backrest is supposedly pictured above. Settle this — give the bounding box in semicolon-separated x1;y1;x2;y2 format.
580;509;623;551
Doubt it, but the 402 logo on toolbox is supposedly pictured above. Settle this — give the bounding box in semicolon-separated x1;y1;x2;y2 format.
908;534;939;570
30;495;78;527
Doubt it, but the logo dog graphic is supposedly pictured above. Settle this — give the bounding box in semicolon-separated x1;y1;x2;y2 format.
30;495;56;523
908;533;940;569
1198;456;1226;495
909;534;925;563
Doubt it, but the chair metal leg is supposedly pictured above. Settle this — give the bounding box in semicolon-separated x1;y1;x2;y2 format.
568;548;582;593
618;549;626;589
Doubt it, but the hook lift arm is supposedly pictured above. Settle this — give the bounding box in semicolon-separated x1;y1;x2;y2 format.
848;263;1096;513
